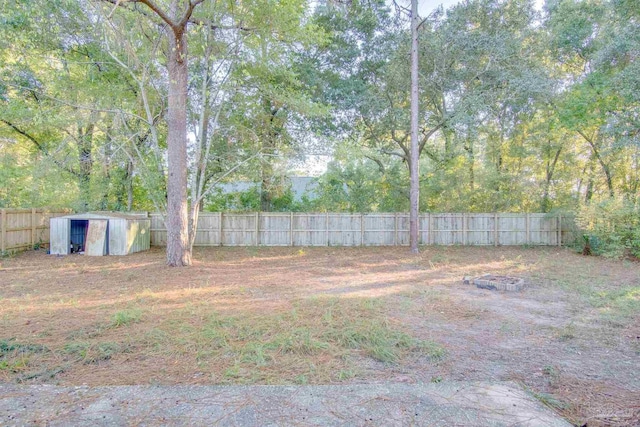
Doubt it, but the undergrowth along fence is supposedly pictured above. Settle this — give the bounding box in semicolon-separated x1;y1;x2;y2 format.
150;212;574;247
0;209;69;253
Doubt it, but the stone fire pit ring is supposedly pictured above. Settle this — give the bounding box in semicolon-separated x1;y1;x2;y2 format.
466;274;525;292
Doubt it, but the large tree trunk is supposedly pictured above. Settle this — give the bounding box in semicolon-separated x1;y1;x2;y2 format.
585;157;595;203
464;133;475;192
260;130;275;212
125;159;134;211
541;146;562;213
260;99;281;212
579;131;615;198
101;124;113;210
590;143;614;198
187;201;200;254
77;123;95;211
409;0;420;254
260;166;273;211
165;28;191;266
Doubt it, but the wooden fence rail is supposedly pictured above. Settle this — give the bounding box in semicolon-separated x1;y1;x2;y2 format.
150;212;573;247
0;209;69;253
0;210;575;254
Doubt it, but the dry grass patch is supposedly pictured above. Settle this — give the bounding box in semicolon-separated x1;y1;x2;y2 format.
137;297;444;384
0;295;444;385
0;246;639;425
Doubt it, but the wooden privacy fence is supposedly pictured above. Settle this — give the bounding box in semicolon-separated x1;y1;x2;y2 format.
150;212;570;247
0;209;69;253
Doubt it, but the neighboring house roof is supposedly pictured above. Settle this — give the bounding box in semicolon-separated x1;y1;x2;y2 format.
217;177;318;202
217;181;256;194
290;177;318;201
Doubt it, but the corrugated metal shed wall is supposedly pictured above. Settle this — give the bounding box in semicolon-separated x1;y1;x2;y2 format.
108;219;127;255
127;219;151;254
50;214;150;256
108;218;150;255
50;217;70;255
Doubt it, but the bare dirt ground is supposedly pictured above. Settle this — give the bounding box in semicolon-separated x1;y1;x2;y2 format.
1;246;638;426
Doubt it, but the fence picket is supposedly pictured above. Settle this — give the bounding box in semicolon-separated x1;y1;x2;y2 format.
1;209;6;253
145;212;571;248
0;210;572;253
0;209;68;253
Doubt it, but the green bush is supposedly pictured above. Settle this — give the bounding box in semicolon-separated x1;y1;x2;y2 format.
576;199;640;258
205;185;304;212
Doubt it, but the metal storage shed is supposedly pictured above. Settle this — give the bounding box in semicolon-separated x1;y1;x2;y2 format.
50;212;150;256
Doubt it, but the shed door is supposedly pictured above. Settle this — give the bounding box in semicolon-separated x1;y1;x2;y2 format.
50;218;70;255
85;220;108;256
108;219;126;255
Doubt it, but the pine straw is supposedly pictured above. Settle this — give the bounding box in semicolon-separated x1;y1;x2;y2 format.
1;246;639;425
1;296;445;386
549;376;640;427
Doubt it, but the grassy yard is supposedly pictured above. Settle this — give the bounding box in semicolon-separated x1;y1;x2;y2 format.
0;246;638;426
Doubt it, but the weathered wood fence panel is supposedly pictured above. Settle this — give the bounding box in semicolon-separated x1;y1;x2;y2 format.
260;213;290;246
295;213;327;246
149;212;569;247
0;209;69;253
0;210;571;252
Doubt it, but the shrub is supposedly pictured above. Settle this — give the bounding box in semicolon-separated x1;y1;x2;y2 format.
576;198;640;258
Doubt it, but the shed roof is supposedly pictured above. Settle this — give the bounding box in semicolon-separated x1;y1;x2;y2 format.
58;212;148;221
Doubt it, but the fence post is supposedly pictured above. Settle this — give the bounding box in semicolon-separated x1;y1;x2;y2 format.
0;209;7;253
0;209;5;253
144;211;567;249
326;212;329;246
219;212;223;246
255;212;260;246
394;213;398;246
558;214;562;247
290;212;294;247
31;208;36;248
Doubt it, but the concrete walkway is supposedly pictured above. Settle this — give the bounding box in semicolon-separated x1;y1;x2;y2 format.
1;382;571;426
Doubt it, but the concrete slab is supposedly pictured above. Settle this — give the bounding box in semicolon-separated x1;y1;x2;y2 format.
0;382;571;426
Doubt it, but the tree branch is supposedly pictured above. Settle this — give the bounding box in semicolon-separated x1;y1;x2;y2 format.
100;0;175;27
198;151;264;203
379;148;407;161
178;0;206;28
364;155;386;174
0;119;80;178
100;0;254;32
419;120;446;154
187;17;255;32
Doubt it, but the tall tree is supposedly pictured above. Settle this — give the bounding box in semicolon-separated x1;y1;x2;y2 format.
104;0;324;258
0;0;140;211
105;0;205;266
409;0;419;253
